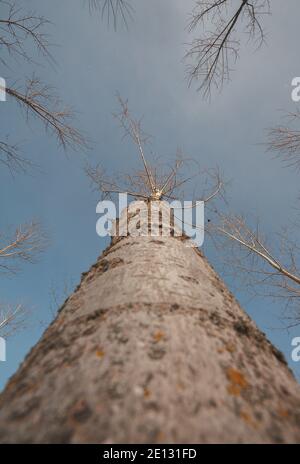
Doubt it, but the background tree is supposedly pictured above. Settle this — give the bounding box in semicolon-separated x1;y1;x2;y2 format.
185;0;270;97
183;1;300;327
206;206;300;326
0;0;87;335
201;124;300;328
0;222;47;337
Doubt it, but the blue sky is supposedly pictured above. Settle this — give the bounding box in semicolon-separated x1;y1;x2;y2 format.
1;0;300;389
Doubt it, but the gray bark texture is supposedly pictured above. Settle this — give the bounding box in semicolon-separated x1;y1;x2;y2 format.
0;202;300;443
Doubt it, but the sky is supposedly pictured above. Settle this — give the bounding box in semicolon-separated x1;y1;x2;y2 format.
1;0;300;389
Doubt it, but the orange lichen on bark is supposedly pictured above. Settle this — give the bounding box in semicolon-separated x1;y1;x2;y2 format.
143;388;151;398
226;367;248;396
96;349;105;358
277;407;289;419
153;330;165;343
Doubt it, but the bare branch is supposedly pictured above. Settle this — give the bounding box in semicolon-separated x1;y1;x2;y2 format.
0;303;29;338
87;97;225;209
0;222;48;274
0;139;34;174
186;167;224;205
0;0;53;65
85;162;150;200
204;208;300;318
113;95;155;193
185;0;270;97
267;111;300;170
87;0;134;30
217;216;300;284
6;78;88;150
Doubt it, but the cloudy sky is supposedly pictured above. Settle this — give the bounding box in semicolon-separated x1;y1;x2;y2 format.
1;0;300;389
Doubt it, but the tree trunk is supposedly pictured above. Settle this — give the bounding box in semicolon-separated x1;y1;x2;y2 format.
0;202;300;444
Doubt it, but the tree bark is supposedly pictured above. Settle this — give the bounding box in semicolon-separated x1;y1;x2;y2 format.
0;203;300;443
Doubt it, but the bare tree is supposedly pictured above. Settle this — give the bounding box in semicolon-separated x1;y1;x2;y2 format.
185;0;270;97
83;0;300;333
0;0;87;173
182;3;300;314
0;222;47;335
0;1;87;335
175;1;299;316
199;113;300;325
98;99;298;324
1;124;300;443
198;195;300;328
